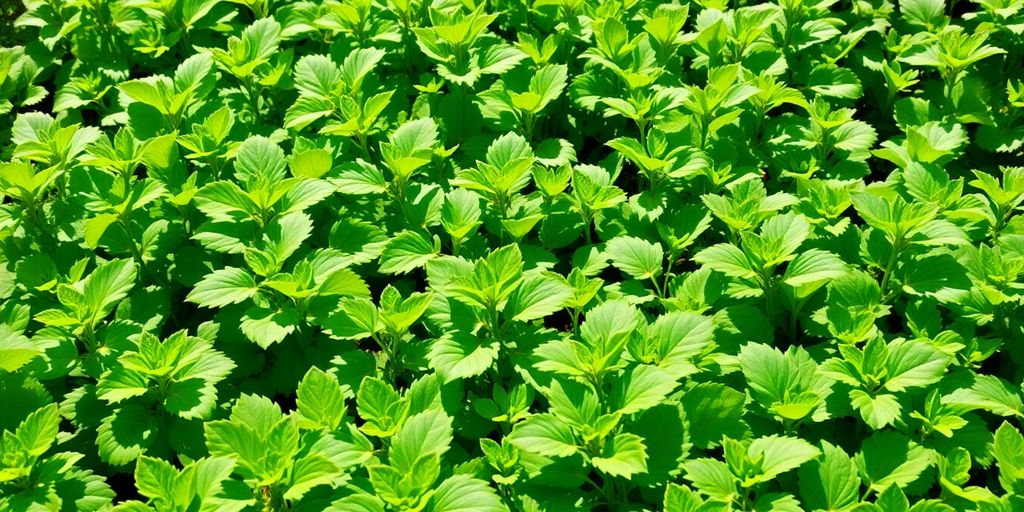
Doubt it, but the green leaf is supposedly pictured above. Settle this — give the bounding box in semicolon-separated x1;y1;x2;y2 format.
119;78;170;112
96;366;150;404
296;367;348;430
294;54;341;98
824;271;888;343
187;267;258;308
84;213;119;249
16;403;60;457
356;377;406;437
440;189;482;239
340;47;386;90
683;459;738;501
808;64;863;99
944;374;1024;418
379;286;431;335
592;433;649;478
694;244;756;278
782;249;848;299
747;213;810;267
381;118;438;178
427;474;507;512
856;432;934;492
606;236;664;280
994;422;1024;494
379;231;438;275
234;135;288;183
748;435;820;482
850;390;902;430
133;456;177;503
0;325;40;372
285;453;339;501
389;410;453;473
428;331;499;381
263;212;314;266
508;413;578;457
527;64;568;112
195;181;259;222
319;268;371;297
681;383;749;449
883;339;950;392
174;52;214;94
239;305;299;348
638;311;714;375
83;259;137;324
290;149;334;179
532;339;588;377
900;0;945;28
872;485;909;512
798;441;861;512
611;365;678;415
97;404;159;466
331;494;387;512
504;273;572;322
739;343;829;421
579;299;642;363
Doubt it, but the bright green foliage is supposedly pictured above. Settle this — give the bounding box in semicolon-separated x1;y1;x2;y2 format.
2;0;1024;510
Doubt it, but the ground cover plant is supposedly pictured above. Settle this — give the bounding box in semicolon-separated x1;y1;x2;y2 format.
1;0;1024;510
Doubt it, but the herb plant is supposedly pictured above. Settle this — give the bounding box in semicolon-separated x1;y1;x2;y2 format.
1;0;1024;510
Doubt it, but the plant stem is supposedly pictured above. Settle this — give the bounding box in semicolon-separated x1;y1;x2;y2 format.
879;236;902;299
651;276;664;298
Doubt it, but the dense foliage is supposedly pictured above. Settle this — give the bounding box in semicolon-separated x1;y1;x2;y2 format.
2;0;1024;510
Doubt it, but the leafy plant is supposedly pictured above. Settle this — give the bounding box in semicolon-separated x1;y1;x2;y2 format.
2;0;1024;510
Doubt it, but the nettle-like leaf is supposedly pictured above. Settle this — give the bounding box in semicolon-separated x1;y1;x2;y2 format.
118;456;253;512
739;343;833;423
533;299;643;380
93;331;234;466
477;63;568;136
0;404;115;511
798;441;861;511
96;330;235;418
10;112;101;169
205;390;366;506
5;0;1024;508
34;258;138;336
0;324;41;372
117;53;215;127
606;236;664;281
821;337;951;429
413;6;526;87
628;310;715;379
683;435;820;499
855;432;935;493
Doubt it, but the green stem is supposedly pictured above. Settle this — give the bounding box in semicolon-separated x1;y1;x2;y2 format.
879;236;902;299
523;110;536;141
581;210;594;244
789;301;803;346
355;131;371;159
661;248;681;297
119;217;164;286
651;276;664;299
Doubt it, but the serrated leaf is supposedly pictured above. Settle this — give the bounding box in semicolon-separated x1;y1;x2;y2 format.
606;236;664;280
592;433;649;478
507;413;578;457
187;267;258;308
504;273;572;322
379;231;437;275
